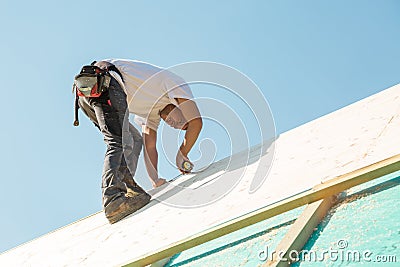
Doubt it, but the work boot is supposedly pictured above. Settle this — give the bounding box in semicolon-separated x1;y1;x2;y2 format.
124;178;147;197
105;192;151;224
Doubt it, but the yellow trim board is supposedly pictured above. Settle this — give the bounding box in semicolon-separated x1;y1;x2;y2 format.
123;154;400;267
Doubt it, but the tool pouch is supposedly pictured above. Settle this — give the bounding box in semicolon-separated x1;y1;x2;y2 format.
73;65;111;97
72;65;112;126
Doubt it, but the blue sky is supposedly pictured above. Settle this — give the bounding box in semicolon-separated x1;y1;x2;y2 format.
0;0;399;253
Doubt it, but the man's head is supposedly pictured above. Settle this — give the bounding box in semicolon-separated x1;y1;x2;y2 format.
159;104;188;130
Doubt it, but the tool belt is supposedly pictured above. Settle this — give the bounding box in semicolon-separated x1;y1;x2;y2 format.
72;64;115;126
73;65;111;97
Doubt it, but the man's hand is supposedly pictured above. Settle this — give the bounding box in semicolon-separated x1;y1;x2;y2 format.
152;178;167;188
176;150;194;173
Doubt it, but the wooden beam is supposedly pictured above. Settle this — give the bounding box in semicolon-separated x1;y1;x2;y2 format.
123;154;400;267
265;195;338;267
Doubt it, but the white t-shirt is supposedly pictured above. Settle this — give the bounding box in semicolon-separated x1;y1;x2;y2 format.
103;59;193;131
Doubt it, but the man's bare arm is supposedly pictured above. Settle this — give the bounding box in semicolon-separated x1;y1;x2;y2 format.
142;126;163;187
176;98;203;157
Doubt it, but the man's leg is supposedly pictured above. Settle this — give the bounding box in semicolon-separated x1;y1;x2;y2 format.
78;89;128;207
120;124;146;195
104;79;150;222
78;78;150;223
107;80;147;196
